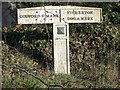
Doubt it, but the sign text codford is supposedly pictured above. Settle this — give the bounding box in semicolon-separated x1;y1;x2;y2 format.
17;6;102;74
19;14;59;18
18;6;102;24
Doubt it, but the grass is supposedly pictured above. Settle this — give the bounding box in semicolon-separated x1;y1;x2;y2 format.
2;42;120;89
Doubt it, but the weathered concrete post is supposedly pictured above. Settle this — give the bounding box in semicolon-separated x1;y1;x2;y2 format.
53;23;70;74
17;6;102;74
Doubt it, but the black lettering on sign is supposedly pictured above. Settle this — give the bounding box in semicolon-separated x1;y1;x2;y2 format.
67;10;93;15
81;17;84;20
19;15;40;18
67;17;93;20
45;14;59;18
67;11;71;14
46;15;49;17
81;17;93;20
77;17;80;20
19;14;59;18
81;11;84;14
53;14;59;17
67;17;76;20
42;15;45;17
50;14;53;17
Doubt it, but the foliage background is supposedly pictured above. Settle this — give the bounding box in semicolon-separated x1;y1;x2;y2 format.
2;2;120;88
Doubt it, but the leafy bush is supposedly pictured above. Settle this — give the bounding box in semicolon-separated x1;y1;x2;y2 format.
2;2;120;88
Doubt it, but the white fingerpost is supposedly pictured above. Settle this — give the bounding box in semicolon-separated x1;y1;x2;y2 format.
53;23;70;74
17;6;102;74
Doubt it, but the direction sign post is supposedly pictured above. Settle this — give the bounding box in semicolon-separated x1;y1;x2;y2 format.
17;6;102;74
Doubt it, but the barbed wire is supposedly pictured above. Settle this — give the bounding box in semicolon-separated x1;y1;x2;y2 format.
1;63;65;89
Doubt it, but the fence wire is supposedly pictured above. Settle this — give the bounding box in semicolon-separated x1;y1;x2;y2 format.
1;64;64;89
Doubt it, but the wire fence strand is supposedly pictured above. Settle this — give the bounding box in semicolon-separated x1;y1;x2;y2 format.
1;64;64;89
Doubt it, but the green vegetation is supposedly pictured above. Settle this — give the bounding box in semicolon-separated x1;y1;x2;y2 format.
2;2;120;89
